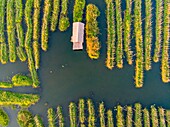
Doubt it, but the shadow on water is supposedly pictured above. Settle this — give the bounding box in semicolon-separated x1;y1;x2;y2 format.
0;0;169;126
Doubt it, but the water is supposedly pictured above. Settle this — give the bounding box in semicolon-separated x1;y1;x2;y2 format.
0;0;170;126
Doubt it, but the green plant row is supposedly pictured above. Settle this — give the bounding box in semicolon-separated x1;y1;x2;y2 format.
73;0;86;22
123;0;133;65
107;109;114;127
0;108;9;127
158;107;166;127
166;110;170;127
50;0;60;31
143;108;150;127
161;0;170;83
78;98;85;125
116;105;125;127
0;90;39;107
47;108;56;127
41;0;52;51
99;102;106;127
87;99;96;127
17;46;27;62
15;0;24;48
33;0;41;69
57;106;65;127
7;0;17;62
86;4;100;59
0;82;13;88
134;103;142;127
0;0;5;44
151;105;159;127
144;0;152;71
0;43;8;64
69;102;77;127
134;0;144;88
153;0;163;62
34;115;44;127
17;110;35;127
126;106;132;127
105;0;116;69
58;0;70;31
115;0;123;68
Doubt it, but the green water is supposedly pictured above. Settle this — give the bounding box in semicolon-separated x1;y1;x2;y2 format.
0;0;170;126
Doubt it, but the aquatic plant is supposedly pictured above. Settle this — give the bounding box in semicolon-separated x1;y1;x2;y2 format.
47;108;56;127
73;0;86;22
58;0;70;31
166;110;170;127
116;105;125;127
12;74;33;87
69;102;77;127
134;0;144;88
17;46;27;62
153;0;163;62
17;110;35;127
105;0;116;69
134;103;142;127
123;0;133;65
33;41;40;69
99;102;106;127
87;99;96;127
86;4;100;59
0;108;9;127
126;106;133;127
0;90;39;107
115;0;123;68
25;0;40;88
0;0;5;44
144;0;152;71
7;0;17;62
0;43;8;64
41;0;52;51
143;108;150;127
34;115;44;127
50;0;60;31
57;106;64;127
150;105;158;127
107;109;114;127
161;0;170;83
0;82;13;88
158;107;166;127
78;98;85;126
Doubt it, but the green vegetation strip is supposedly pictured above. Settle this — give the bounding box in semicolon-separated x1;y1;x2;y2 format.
86;4;100;59
17;110;35;127
126;106;132;127
105;0;116;69
69;102;77;127
134;0;144;88
151;105;159;127
0;0;5;44
57;106;64;127
161;0;170;83
0;90;39;107
78;99;85;126
0;82;13;88
17;46;27;62
143;108;150;127
34;115;44;127
158;107;166;127
33;41;40;69
166;110;170;127
25;0;39;88
134;103;142;127
153;0;163;62
87;99;96;127
73;0;86;22
50;0;60;31
123;0;133;65
7;0;17;62
116;105;125;127
0;108;9;127
0;43;8;64
58;0;70;31
115;0;123;68
99;102;106;127
41;0;52;51
144;0;152;71
107;109;114;127
47;108;56;127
